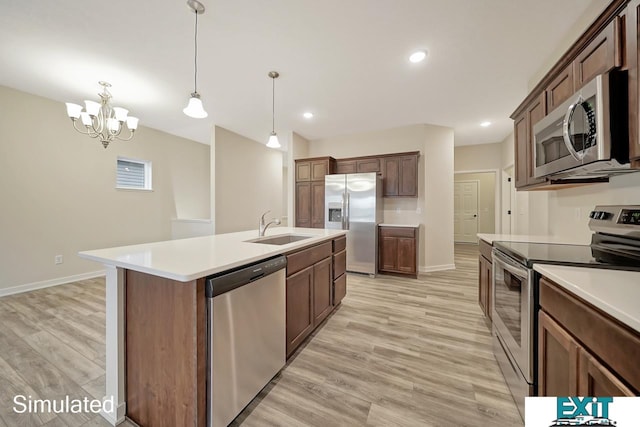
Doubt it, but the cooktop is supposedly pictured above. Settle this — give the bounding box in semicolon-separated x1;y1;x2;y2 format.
493;241;640;272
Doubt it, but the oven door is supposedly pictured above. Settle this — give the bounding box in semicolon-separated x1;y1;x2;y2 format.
492;249;534;382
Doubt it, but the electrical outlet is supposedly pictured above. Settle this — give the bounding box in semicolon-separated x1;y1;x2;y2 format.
55;255;63;265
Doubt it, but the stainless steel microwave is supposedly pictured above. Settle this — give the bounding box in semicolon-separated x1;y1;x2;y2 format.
533;72;630;179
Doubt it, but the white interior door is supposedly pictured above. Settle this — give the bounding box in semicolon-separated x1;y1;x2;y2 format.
454;181;478;243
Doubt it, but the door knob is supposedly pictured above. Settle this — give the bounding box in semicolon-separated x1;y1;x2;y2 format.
473;214;477;217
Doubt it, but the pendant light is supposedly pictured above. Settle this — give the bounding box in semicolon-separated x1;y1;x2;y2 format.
267;71;281;148
183;0;208;119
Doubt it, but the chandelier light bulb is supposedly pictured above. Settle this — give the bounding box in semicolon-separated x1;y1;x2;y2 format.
65;103;83;119
126;116;139;130
84;100;101;117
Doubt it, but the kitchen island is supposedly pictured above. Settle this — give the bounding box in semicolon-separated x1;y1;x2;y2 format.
79;227;348;426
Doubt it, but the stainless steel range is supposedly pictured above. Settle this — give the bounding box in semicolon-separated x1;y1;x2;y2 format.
491;204;640;419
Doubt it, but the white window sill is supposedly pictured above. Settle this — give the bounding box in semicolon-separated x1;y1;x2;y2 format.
115;187;154;192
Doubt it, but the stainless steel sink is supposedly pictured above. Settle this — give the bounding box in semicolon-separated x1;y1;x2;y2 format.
245;234;313;245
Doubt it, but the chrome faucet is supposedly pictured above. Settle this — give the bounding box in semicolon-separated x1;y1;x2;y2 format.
259;210;281;237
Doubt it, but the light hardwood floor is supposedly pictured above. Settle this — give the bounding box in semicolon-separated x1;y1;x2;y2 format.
0;244;522;426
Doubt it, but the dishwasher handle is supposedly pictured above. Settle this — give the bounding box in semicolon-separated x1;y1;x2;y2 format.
205;255;287;298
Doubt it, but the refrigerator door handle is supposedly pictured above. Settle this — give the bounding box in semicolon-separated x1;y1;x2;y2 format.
341;193;346;229
345;192;350;230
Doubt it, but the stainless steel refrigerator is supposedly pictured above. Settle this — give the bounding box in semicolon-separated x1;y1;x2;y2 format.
325;173;383;275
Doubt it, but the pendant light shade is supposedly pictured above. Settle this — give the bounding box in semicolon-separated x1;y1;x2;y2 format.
267;71;281;149
267;131;280;148
183;93;208;118
184;0;208;119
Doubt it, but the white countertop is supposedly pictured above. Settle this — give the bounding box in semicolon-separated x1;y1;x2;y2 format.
534;264;640;333
79;227;347;282
477;233;591;245
379;223;420;228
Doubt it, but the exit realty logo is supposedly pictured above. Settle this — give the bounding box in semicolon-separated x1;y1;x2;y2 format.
526;397;640;426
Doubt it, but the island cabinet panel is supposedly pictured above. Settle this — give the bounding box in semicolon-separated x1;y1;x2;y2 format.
333;273;347;306
126;271;206;427
539;277;640;396
312;257;333;326
285;266;314;357
286;238;347;357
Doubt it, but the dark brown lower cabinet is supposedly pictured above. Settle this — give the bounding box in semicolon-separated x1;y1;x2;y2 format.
285;257;333;357
333;273;346;305
538;277;640;397
378;226;418;278
312;257;333;325
286;266;314;357
478;254;492;321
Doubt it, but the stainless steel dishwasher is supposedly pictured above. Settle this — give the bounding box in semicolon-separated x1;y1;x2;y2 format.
205;255;287;427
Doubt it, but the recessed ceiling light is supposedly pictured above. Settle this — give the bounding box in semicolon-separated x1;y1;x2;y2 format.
303;112;314;119
409;50;427;63
480;121;491;127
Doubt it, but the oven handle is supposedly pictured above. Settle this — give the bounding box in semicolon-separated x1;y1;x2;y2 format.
562;96;586;161
493;250;529;281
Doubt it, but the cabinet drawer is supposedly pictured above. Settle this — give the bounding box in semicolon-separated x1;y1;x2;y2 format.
333;249;346;279
333;274;346;306
379;226;416;238
333;236;346;253
286;241;332;276
540;277;640;392
479;239;493;262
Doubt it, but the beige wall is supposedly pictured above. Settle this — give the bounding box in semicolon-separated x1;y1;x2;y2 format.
214;126;283;234
454;143;503;172
0;85;210;293
308;124;455;271
455;172;496;234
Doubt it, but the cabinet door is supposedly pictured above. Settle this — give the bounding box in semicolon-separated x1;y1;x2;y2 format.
514;112;528;189
379;236;398;271
538;310;579;396
627;1;640;162
526;93;547;186
546;64;574;111
311;160;329;181
312;257;333;326
575;18;621;89
296;161;311;182
578;349;635;397
333;274;347;306
396;237;416;273
478;255;492;320
286;266;314;357
357;158;380;173
336;160;357;174
382;158;399;196
310;181;325;228
295;182;311;227
398;155;418;196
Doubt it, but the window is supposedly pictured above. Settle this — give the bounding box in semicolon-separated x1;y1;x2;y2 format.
116;157;152;190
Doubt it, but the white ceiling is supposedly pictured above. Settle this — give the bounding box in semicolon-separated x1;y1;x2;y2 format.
0;0;596;147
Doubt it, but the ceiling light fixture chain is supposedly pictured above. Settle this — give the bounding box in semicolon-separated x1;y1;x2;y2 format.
183;0;208;119
65;81;139;149
267;71;281;149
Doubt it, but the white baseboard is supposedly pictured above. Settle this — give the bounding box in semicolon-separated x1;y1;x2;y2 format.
0;270;106;297
100;402;127;426
419;263;456;273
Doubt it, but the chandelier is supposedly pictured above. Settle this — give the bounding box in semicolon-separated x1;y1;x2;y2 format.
65;81;139;148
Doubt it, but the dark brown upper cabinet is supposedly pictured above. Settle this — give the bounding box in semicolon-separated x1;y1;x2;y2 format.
574;17;622;89
381;153;419;197
546;64;574;112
